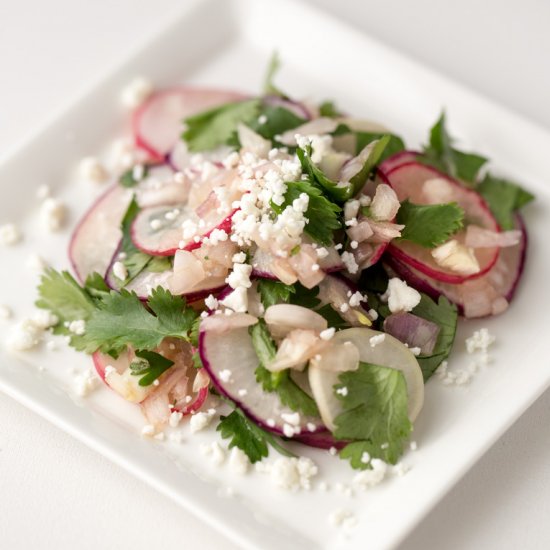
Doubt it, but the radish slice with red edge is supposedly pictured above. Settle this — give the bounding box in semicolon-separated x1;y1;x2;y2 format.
199;323;325;436
384;161;499;284
130;203;234;256
377;150;421;176
133;87;247;160
69;184;133;282
383;214;527;318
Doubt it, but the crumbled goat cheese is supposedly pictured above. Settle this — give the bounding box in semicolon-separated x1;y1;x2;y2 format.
169;432;184;444
392;462;411;477
0;305;13;319
283;423;300;438
68;319;86;335
348;291;364;308
153;432;165;441
0;223;21;246
218;369;232;383
361;451;371;464
31;310;58;329
36;184;51;200
465;328;495;354
328;446;338;456
228;447;250;475
132;164;145;181
431;239;480;276
269;456;318;491
281;412;301;426
237;388;248;397
74;368;99;397
79;156;109;183
309;134;333;164
112;261;128;281
226;263;253;289
329;509;358;529
220;287;248;313
369;334;386;347
383;278;421;313
232;251;247;264
336;386;348;397
40;198;67;231
410;441;418;451
320;327;336;341
359;194;372;206
202;441;226;466
316;247;329;259
341;251;359;274
121;76;153;108
353;458;388;490
6;319;44;351
204;294;219;310
25;254;48;271
169;410;183;428
189;411;215;433
339;303;350;313
141;424;156;437
306;422;317;432
344;199;360;221
410;346;421;356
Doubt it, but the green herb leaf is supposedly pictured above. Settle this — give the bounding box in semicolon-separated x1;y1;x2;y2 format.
334;362;412;465
82;287;197;355
130;350;174;386
119;165;149;188
477;173;535;230
84;273;111;301
349;136;391;195
251;103;306;143
262;52;285;97
355;132;405;160
339;440;384;470
396;200;464;248
257;279;296;309
250;321;319;416
296;144;352;202
183;99;261;152
273;180;341;246
319;100;342;118
412;294;458;381
423;112;488;183
36;269;95;325
217;407;295;463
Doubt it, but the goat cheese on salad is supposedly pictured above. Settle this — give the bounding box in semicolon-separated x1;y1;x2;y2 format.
31;56;533;475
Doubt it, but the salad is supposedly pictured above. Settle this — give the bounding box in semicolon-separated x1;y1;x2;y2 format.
34;58;534;472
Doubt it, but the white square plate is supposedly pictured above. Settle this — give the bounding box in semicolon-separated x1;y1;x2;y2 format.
1;1;549;548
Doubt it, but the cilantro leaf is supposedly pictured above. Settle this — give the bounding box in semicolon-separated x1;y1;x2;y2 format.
84;273;111;301
82;287;197;354
296;144;352;202
130;350;174;386
339;441;384;470
423;112;488;183
334;362;412;465
250;321;319;416
257;279;296;309
350;136;391;195
217;408;295;463
262;52;285;97
36;269;95;324
355;132;405;160
412;294;458;380
251;103;306;143
183;99;261;152
477;173;535;230
119;165;149;188
397;200;464;248
274;180;341;246
319;100;342;118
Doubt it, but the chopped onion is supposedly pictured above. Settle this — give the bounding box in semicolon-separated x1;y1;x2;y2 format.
347;219;374;243
200;312;258;334
169;250;206;294
288;245;326;289
265;304;327;338
267;329;326;372
366;220;405;243
370;183;400;221
339;140;377;182
237;123;271;158
431;239;480;275
383;312;441;355
270;257;299;285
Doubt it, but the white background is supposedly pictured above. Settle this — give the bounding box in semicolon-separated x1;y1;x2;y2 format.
1;0;550;548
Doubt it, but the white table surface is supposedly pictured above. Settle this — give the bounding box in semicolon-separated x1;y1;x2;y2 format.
1;1;549;548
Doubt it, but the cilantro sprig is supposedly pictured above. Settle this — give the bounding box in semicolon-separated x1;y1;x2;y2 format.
217;406;295;463
397;200;465;248
334;362;412;468
130;350;174;386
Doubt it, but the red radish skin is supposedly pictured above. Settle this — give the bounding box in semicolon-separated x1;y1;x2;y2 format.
378;150;421;176
172;386;209;416
294;430;347;451
383;215;527;318
384;161;500;284
132;87;247;161
69;184;133;282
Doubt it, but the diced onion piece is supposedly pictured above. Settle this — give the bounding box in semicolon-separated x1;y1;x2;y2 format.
278;117;339;146
370;183;400;221
366;220;404;243
270;257;299;285
288;245;326;289
105;367;152;403
267;329;326;372
169;250;206;294
431;239;480;275
192;367;211;393
237;123;271;158
347;220;374;243
383;312;440;355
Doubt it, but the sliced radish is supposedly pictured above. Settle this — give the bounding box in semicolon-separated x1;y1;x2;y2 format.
69;184;133;282
384;215;527;318
134;164;189;207
384;161;499;283
264;95;312;120
130;203;234;256
199;325;324;435
308;328;424;432
378;150;421;176
92;350;131;382
294;430;348;451
132;87;246;160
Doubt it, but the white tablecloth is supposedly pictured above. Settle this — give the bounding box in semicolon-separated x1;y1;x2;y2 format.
1;1;549;548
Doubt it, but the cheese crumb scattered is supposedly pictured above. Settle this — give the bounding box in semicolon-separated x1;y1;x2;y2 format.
74;368;100;397
329;509;358;529
6;319;43;351
0;305;13;319
189;410;215;433
352;458;388;490
40;198;67;231
228;447;250;475
112;261;128;281
169;411;183;428
79;156;109;183
269;456;318;491
26;254;48;271
383;278;421;313
369;334;386;347
319;327;335;341
0;223;21;246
